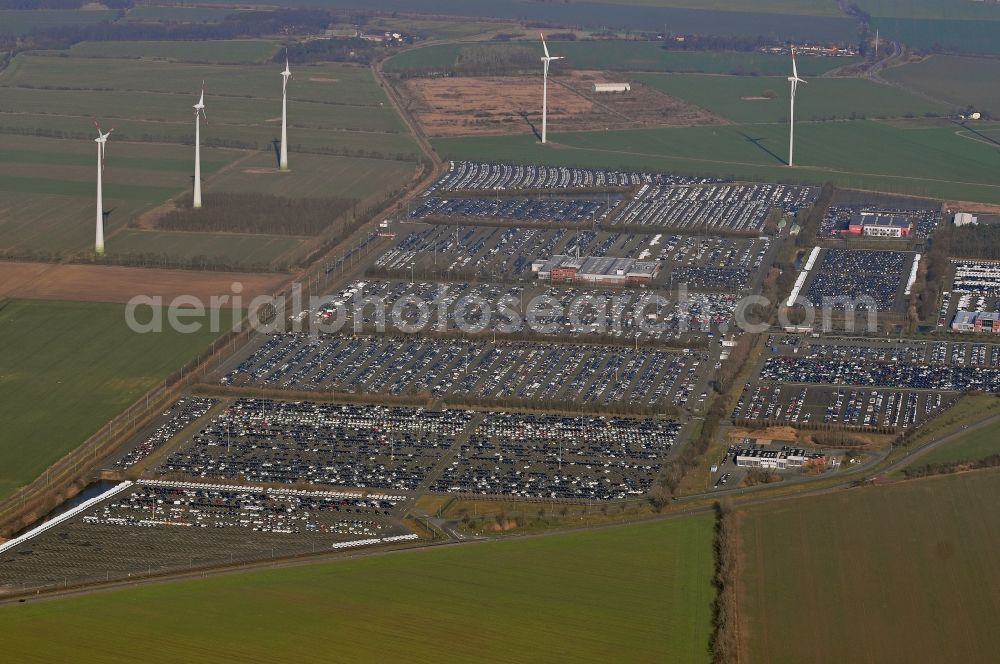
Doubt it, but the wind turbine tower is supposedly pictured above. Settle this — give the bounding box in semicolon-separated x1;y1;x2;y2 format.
540;33;564;144
787;47;807;167
193;83;207;208
280;51;291;171
94;122;113;255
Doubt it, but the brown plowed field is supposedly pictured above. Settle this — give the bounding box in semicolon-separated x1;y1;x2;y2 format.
0;262;286;305
399;70;724;137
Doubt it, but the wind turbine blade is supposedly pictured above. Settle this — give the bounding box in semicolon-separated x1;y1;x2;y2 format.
791;47;799;80
540;33;550;58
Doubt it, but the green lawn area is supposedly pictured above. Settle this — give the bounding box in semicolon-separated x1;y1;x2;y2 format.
884;55;1000;115
0;515;714;663
634;73;951;123
0;299;226;499
106;230;305;269
385;41;856;76
67;40;279;64
432;118;1000;203
907;420;1000;468
740;468;1000;664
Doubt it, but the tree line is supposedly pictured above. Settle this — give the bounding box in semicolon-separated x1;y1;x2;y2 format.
77;251;284;273
903;454;1000;479
710;500;739;664
157;193;358;237
915;222;952;322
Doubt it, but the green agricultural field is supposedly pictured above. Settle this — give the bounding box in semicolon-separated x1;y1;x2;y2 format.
0;136;238;254
856;0;1000;20
209;0;859;42
598;0;840;14
740;469;1000;664
0;515;715;663
432;118;1000;203
0;49;420;256
385;41;856;76
869;16;1000;54
884;55;1000;115
2;54;391;106
0;299;227;499
119;6;236;24
67;40;279;64
106;229;306;269
204;152;417;200
367;16;522;40
0;9;117;36
634;73;951;123
907;420;1000;468
0;54;419;159
0;86;406;134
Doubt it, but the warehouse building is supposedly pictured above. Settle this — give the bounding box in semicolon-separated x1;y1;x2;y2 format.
846;211;912;238
533;254;660;285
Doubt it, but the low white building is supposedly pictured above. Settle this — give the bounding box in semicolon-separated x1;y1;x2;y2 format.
954;212;979;227
734;448;826;470
593;82;631;93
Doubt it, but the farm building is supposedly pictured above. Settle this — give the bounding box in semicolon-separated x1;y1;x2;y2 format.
534;254;660;285
846;211;912;238
593;83;631;93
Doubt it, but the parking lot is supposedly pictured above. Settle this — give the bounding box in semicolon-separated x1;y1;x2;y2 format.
111;397;217;470
426;161;709;193
804;248;913;312
0;480;411;591
728;335;1000;428
938;259;1000;327
310;279;740;340
220;334;710;408
731;383;950;428
374;223;772;293
819;205;940;239
408;195;622;224
613;183;816;233
156;400;475;492
429;412;683;500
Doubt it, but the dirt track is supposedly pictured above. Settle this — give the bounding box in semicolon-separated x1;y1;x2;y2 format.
0;262;287;305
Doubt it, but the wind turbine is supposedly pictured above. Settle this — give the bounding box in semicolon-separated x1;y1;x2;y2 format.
787;47;807;167
279;51;291;171
540;33;564;144
94;122;113;255
193;82;207;208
